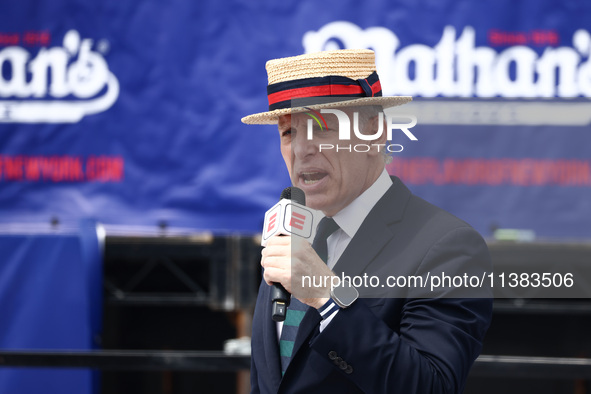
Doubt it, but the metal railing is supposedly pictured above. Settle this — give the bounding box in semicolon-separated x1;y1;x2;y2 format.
2;351;591;379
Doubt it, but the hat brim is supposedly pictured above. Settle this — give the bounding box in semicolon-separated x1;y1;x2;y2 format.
241;96;412;125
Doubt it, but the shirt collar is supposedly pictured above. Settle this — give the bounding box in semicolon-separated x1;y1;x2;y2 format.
331;168;392;239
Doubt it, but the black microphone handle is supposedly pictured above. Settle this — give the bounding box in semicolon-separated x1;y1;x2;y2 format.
271;281;290;322
271;229;291;322
270;187;306;322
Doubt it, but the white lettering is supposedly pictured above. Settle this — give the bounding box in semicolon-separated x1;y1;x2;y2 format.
303;22;591;98
0;30;119;123
320;109;351;139
353;111;384;141
387;115;418;140
0;47;30;97
387;144;404;152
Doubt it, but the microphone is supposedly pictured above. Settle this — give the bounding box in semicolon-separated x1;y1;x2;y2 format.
261;186;311;322
261;187;314;246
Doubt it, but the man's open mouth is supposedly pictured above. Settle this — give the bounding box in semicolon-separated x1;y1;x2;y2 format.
300;171;327;185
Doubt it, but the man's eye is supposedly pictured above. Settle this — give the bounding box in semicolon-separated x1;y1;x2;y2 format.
281;129;293;137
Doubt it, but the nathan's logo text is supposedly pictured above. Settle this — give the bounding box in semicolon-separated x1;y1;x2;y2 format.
304;23;591;98
0;30;119;123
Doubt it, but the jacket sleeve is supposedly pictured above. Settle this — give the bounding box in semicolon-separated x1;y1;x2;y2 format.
309;226;493;394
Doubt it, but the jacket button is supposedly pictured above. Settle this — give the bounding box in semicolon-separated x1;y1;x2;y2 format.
345;365;353;374
328;351;337;360
334;357;343;365
339;361;348;370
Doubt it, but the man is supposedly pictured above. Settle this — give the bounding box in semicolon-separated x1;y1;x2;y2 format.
242;49;492;393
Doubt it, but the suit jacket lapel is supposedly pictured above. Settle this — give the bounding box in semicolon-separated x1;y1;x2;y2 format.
289;305;322;368
333;176;410;279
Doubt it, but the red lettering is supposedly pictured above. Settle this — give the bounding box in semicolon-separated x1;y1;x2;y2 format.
267;213;277;233
5;156;24;180
488;29;560;47
290;212;306;230
530;30;559;46
388;157;591;187
39;31;50;46
0;33;20;46
488;29;527;46
70;158;84;181
86;156;124;182
0;155;122;183
23;31;51;46
578;162;591;186
24;157;40;181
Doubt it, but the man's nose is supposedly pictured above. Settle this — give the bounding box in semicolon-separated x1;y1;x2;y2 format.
292;128;317;159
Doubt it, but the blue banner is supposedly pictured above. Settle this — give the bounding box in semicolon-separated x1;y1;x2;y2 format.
0;0;590;237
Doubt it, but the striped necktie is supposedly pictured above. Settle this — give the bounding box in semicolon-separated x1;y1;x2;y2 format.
279;217;340;375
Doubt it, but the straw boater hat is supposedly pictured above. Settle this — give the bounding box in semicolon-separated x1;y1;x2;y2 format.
241;49;412;125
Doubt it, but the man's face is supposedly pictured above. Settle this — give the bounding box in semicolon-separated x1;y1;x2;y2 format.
278;108;385;217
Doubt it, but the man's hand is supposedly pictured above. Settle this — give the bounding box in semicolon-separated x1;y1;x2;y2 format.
261;235;334;309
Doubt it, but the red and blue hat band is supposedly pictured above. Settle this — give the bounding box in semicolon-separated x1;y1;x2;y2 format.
266;71;382;111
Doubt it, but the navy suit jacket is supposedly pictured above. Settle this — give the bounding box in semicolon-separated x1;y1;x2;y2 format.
251;176;493;393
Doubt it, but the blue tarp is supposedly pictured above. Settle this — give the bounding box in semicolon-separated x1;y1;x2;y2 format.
0;222;102;394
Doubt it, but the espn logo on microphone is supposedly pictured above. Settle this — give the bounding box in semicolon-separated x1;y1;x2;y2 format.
261;199;315;246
